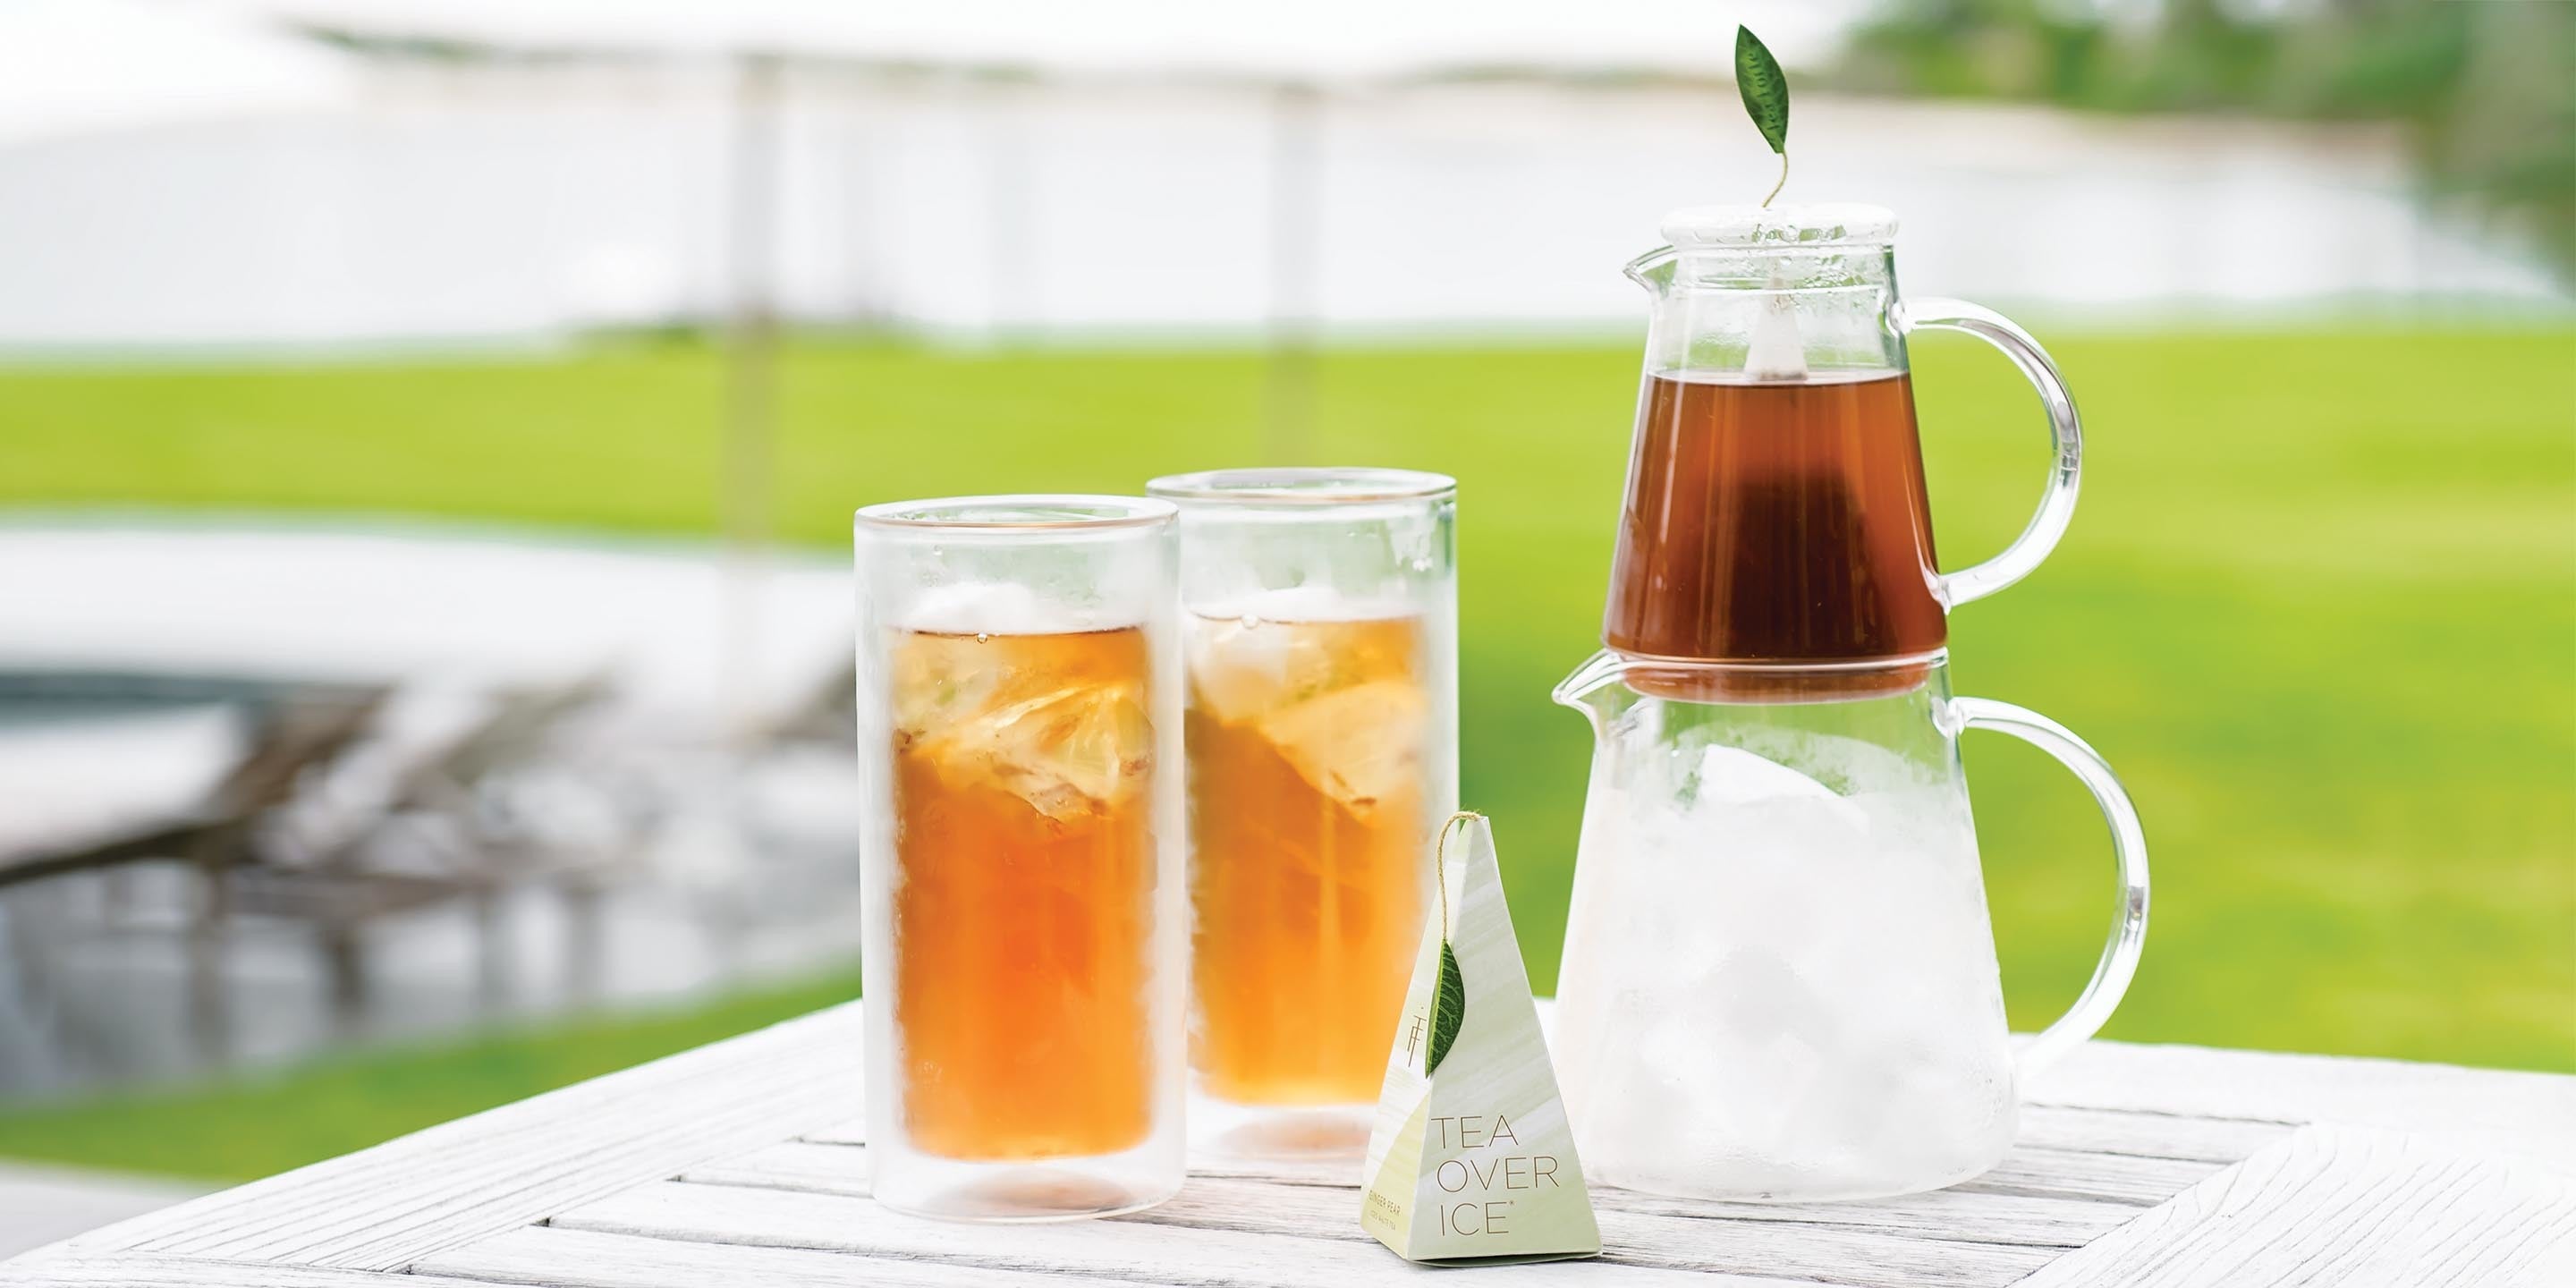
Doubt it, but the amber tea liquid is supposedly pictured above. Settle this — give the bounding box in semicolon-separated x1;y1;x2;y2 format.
1185;612;1429;1107
1606;371;1943;689
889;625;1158;1161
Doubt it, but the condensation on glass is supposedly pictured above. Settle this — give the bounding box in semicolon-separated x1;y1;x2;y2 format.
1147;468;1458;1160
854;495;1185;1222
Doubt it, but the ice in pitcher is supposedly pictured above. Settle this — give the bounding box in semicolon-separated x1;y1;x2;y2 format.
1184;590;1431;1106
1553;733;2017;1199
887;611;1159;1161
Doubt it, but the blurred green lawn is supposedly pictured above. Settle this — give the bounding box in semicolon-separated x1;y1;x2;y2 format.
2;324;2571;1181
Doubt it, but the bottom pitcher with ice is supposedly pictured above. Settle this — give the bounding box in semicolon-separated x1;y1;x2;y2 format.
1548;651;2148;1202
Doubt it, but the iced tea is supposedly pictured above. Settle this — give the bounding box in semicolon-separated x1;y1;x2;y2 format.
1185;611;1430;1106
889;624;1159;1160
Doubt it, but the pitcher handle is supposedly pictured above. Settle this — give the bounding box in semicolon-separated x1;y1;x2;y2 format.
1953;698;2148;1082
1894;298;2082;609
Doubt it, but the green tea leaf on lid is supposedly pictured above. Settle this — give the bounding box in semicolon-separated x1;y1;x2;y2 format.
1735;25;1790;156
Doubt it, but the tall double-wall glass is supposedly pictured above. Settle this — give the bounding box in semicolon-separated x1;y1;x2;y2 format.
854;496;1185;1221
1148;469;1457;1157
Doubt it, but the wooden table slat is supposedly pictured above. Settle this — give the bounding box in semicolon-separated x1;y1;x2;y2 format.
797;1102;2302;1168
0;1252;491;1288
1944;1147;2223;1207
421;1224;1808;1288
548;1180;1815;1287
417;1225;1155;1288
685;1139;2142;1250
2009;1104;2299;1164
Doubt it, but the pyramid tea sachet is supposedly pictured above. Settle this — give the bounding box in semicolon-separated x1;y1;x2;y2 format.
1360;813;1598;1265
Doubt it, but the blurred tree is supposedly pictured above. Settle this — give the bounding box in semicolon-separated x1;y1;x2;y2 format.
1838;0;2576;281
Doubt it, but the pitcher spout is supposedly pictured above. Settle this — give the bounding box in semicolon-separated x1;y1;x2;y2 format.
1623;245;1679;293
1552;649;1635;733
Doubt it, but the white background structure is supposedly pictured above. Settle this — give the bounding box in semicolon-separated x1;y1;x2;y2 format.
0;0;2558;349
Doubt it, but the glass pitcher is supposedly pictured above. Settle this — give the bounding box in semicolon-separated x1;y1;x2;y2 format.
1603;203;2080;692
1551;654;2146;1201
1547;205;2147;1202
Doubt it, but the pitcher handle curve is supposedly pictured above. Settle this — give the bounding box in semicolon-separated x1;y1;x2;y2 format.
1953;697;2148;1083
1894;298;2081;609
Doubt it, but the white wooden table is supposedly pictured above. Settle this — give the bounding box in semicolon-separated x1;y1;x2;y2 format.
7;1001;2573;1287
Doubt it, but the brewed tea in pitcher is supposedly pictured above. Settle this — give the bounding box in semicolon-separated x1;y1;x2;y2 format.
1608;370;1941;665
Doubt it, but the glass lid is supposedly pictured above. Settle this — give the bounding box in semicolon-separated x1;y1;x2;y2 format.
1659;203;1899;250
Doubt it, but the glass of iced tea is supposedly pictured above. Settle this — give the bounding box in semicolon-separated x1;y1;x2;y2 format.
1146;468;1457;1158
853;495;1184;1221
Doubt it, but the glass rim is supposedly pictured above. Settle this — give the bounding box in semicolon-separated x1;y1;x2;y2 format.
1146;467;1456;506
853;494;1174;531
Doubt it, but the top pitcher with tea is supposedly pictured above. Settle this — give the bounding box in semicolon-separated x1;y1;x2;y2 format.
1551;205;2147;1203
1604;202;2079;691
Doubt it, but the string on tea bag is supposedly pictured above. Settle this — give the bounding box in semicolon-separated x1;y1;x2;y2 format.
1434;810;1478;938
1424;811;1478;1076
1733;27;1802;380
1746;262;1809;382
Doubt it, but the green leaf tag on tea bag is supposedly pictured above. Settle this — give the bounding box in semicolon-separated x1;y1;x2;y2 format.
1735;24;1790;208
1360;813;1599;1266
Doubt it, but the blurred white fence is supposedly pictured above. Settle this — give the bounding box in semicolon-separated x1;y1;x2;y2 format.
0;60;2560;350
